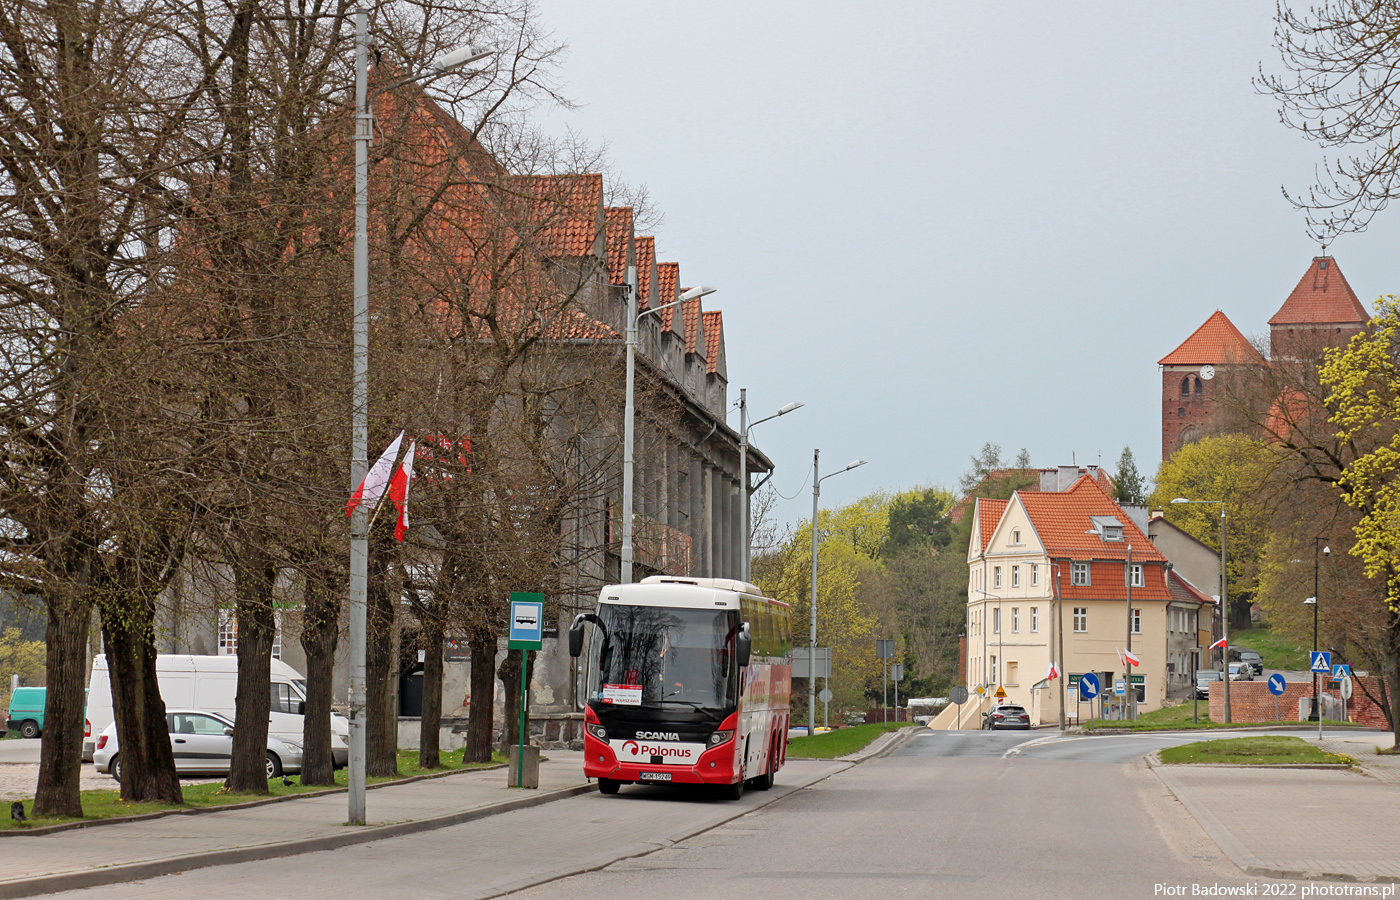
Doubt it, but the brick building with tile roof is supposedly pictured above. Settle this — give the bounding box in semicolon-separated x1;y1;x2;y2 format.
1159;256;1370;461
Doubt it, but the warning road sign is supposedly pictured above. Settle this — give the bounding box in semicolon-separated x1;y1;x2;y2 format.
994;686;1007;699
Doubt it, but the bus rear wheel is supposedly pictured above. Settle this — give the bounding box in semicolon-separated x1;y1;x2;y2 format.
597;778;620;795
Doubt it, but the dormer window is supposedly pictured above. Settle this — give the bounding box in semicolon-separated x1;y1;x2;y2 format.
1090;515;1124;542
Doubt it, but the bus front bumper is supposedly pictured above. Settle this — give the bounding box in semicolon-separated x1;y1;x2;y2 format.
582;733;740;786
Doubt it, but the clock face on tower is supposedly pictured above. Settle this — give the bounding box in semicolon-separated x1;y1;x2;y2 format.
1199;365;1215;381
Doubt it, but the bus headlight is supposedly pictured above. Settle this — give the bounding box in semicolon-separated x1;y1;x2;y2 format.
586;723;607;741
708;730;733;747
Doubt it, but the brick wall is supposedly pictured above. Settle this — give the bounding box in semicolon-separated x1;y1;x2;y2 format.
1208;677;1386;726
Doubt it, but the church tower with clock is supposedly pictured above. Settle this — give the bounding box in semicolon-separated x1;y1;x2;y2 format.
1158;310;1264;460
1158;256;1369;462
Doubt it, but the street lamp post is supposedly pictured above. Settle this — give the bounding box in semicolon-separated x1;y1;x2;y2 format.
974;589;1003;697
350;11;491;824
738;393;802;583
621;279;715;584
808;450;867;735
1172;498;1230;723
1310;540;1330;726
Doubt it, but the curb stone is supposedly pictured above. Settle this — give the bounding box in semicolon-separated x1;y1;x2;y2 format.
0;762;508;838
0;781;595;900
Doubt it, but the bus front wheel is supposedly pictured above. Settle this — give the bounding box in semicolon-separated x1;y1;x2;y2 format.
597;778;620;795
720;778;744;801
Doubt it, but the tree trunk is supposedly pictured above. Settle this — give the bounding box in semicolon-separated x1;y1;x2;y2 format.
33;597;92;818
419;614;444;768
228;550;276;793
465;631;497;763
498;648;534;753
100;592;181;804
1387;607;1400;749
298;577;340;785
366;545;399;777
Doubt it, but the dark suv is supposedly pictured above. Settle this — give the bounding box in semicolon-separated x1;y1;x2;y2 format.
984;705;1031;730
1234;648;1264;677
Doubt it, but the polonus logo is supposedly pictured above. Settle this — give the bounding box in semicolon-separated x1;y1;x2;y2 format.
621;740;694;759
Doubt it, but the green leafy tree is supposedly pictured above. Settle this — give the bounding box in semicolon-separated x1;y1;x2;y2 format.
882;487;955;557
1149;435;1275;630
1112;446;1148;506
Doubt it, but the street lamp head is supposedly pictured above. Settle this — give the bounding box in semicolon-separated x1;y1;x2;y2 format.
1323;545;1330;556
777;401;804;416
844;459;867;472
1171;498;1191;504
679;285;717;302
1303;596;1317;605
429;44;494;74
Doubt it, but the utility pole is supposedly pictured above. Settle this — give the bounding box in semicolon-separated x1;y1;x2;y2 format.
1125;544;1135;721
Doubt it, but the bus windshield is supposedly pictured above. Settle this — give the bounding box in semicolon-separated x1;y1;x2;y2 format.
588;604;738;712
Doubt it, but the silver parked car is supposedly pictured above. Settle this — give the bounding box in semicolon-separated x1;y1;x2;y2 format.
94;709;302;783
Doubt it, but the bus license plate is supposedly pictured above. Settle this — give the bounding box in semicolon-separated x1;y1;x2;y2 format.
639;772;671;782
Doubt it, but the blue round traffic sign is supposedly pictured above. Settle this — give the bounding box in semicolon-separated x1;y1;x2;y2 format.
1079;672;1100;699
1267;673;1286;696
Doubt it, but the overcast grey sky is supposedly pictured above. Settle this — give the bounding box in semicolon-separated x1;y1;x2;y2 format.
533;1;1400;528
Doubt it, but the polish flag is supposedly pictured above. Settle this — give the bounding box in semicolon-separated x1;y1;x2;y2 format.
1209;637;1227;650
1044;662;1061;681
388;441;416;542
345;431;404;517
1123;649;1141;668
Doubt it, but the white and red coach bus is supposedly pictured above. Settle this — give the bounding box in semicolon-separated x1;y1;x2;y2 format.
568;576;792;800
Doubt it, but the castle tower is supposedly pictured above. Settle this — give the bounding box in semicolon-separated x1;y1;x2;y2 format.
1268;256;1369;360
1159;311;1265;460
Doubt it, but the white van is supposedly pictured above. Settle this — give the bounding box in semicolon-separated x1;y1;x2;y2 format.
85;655;348;766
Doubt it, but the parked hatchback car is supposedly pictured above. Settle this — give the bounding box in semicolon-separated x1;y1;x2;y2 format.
94;709;301;783
984;704;1031;730
1194;669;1222;699
1228;662;1253;681
1234;648;1264;677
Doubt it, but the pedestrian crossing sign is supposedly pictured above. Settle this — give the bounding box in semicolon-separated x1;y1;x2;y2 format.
1310;651;1331;674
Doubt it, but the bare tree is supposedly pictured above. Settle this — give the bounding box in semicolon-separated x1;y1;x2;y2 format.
1260;1;1400;241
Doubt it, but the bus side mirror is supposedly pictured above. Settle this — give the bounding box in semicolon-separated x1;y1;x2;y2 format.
568;613;606;658
736;626;752;669
569;617;585;657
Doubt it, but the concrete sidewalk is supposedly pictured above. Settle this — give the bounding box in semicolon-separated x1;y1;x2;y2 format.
1153;731;1400;883
0;752;594;899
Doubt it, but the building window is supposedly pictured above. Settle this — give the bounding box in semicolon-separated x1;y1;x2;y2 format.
1012;608;1020;632
993;608;1001;634
1177;407;1185;418
1030;564;1038;586
991;655;998;684
1012;566;1021;588
218;608;237;656
1071;562;1090;586
1031;606;1039;632
1194;377;1203;395
1073;607;1088;632
1012;529;1021;545
1129;563;1144;587
994;566;1002;588
1132;608;1141;634
1180;376;1192;398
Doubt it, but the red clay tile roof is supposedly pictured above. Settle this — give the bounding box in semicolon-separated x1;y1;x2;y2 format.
702;310;723;374
513;174;603;259
975;498;1008;553
658;264;680;329
635;236;655;309
1158;310;1266;366
1269;256;1370;326
605;207;632;286
1018;476;1168;564
1168;569;1213;606
683;298;703;355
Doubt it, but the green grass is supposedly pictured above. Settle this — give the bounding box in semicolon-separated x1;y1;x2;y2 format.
1229;623;1313;671
0;747;506;831
1159;735;1350;765
785;721;906;759
1084;700;1351;732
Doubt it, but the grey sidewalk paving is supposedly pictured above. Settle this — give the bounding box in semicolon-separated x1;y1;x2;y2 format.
0;752;594;899
1153;732;1400;883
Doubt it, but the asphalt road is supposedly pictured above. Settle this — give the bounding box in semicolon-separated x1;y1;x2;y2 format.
0;738;40;764
40;728;1335;900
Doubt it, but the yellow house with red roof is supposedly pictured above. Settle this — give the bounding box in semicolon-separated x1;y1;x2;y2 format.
959;475;1209;726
